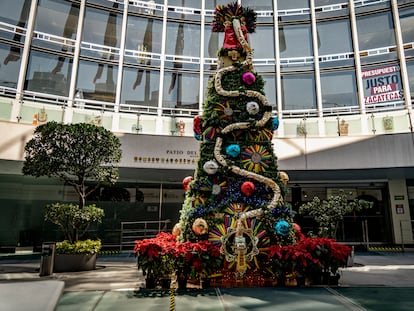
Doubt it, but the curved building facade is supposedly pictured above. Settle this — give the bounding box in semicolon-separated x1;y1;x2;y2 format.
0;0;413;250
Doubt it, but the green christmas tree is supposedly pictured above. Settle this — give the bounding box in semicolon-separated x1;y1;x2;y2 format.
177;2;295;278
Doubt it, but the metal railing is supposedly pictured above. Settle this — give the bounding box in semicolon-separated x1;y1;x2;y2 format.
120;219;171;252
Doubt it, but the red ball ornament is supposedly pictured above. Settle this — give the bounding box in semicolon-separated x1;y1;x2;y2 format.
182;176;193;191
241;181;255;196
193;115;201;135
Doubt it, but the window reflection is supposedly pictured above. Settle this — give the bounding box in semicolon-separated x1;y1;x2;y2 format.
77;59;118;102
281;74;316;111
34;0;79;76
320;71;357;109
399;6;414;43
0;43;20;88
205;0;230;11
262;75;276;108
279;24;313;58
317;19;352;55
87;0;124;10
121;66;160;107
125;16;162;55
25;51;71;96
35;0;78;39
249;26;275;59
163;71;199;109
165;21;200;57
407;61;414;100
1;0;30;65
357;12;396;51
82;4;122;60
242;0;273;12
204;25;222;60
169;0;201;9
278;0;309;10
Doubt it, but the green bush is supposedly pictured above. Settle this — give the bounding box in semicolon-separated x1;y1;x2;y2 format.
56;239;102;255
45;202;104;243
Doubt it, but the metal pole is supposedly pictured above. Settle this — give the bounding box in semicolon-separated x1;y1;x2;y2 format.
365;219;370;250
159;183;163;232
400;220;405;252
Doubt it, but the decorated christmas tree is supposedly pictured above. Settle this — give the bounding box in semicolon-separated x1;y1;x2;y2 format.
176;2;295;279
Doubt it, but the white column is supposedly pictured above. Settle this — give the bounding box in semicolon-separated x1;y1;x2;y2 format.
388;179;413;245
11;0;38;121
273;0;284;137
64;0;87;124
156;0;169;134
391;0;412;111
349;0;368;134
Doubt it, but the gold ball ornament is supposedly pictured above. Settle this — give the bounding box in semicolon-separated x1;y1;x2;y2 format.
279;171;289;185
172;223;181;237
192;218;208;235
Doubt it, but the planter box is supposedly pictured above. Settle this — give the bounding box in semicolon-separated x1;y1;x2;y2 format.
54;253;97;272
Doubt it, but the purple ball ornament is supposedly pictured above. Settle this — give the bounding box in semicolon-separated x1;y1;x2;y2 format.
242;72;256;85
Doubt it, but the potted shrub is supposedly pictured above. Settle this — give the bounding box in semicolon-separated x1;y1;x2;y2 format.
134;232;176;289
44;202;104;272
22;121;121;272
54;239;102;272
299;190;372;238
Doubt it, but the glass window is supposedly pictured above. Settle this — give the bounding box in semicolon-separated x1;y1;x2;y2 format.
317;19;352;55
165;21;200;58
399;6;414;43
76;59;118;102
167;1;201;20
204;25;221;59
81;5;122;60
262;75;276;109
361;64;403;107
315;0;346;5
121;66;160;108
279;24;312;58
354;0;390;14
356;12;396;51
87;0;125;10
277;0;310;22
278;0;309;10
249;26;275;59
163;71;199;109
35;0;79;39
205;0;231;11
125;16;163;56
320;71;357;110
0;0;30;43
169;0;201;9
0;43;21;88
32;0;79;60
25;50;72;96
128;0;163;17
407;61;414;101
242;0;273;11
281;73;316;111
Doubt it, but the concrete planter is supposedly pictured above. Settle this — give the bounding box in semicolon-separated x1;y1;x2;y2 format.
54;253;97;272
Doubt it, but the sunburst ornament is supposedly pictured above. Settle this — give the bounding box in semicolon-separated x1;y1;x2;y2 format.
213;100;240;121
199;177;228;195
248;128;273;142
241;145;272;173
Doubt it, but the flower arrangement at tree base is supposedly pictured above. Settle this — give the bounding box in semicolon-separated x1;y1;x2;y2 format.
134;232;351;289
